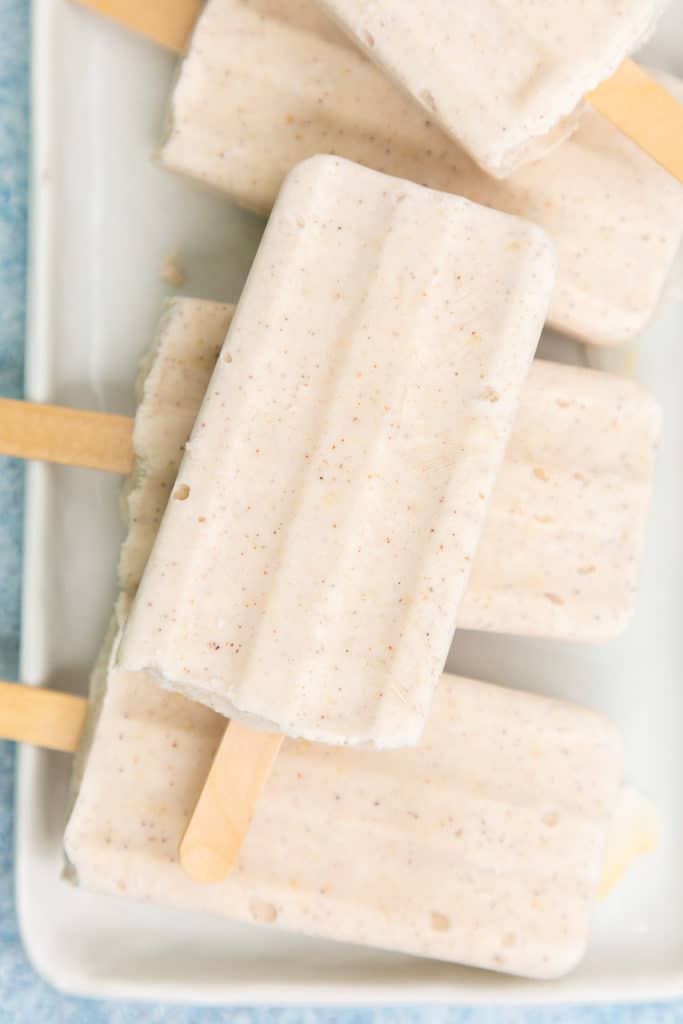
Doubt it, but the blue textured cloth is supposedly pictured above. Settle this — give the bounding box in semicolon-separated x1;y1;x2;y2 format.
1;1;683;1020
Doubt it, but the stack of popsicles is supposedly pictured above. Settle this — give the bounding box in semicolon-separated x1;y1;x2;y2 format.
60;293;652;979
6;0;683;983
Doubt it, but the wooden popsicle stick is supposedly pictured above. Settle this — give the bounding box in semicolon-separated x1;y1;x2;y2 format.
180;721;283;883
73;0;199;53
0;680;86;753
589;59;683;184
0;398;134;474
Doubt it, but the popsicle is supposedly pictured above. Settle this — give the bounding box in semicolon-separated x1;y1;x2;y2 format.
64;606;623;979
0;295;660;646
116;156;554;747
317;0;672;177
157;0;683;347
113;298;659;642
4;666;653;978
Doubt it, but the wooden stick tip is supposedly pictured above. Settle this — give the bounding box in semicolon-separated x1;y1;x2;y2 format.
179;840;236;884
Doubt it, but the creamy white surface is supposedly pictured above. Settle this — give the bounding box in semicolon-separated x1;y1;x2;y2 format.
121;298;660;641
118;300;236;595
318;0;668;176
463;360;661;638
159;0;683;347
117;158;553;746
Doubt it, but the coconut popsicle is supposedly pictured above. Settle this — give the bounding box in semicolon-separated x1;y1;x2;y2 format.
159;0;683;347
316;0;669;176
117;156;554;747
66;613;622;980
122;298;660;642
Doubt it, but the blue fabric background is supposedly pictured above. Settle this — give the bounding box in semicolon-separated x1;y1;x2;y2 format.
1;0;683;1019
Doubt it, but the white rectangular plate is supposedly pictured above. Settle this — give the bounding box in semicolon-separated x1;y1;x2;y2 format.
16;0;683;1004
